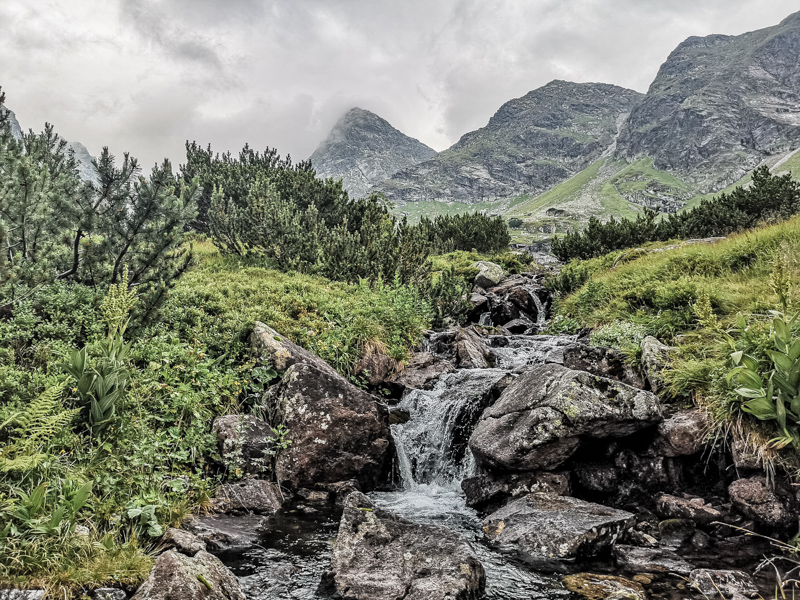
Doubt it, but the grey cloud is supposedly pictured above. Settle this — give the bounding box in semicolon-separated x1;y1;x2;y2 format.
0;0;798;170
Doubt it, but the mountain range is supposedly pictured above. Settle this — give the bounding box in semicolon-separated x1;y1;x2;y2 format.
310;10;800;241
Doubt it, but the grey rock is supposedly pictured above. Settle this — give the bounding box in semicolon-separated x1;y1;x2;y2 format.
574;462;619;493
562;573;646;600
482;493;635;565
614;545;694;576
655;494;722;524
92;590;127;600
332;492;485;600
729;476;793;527
689;569;759;598
354;350;398;386
183;514;267;553
473;261;506;289
640;336;671;393
131;549;245;600
69;141;98;183
658;518;696;548
375;81;642;206
470;364;663;471
211;414;274;476
264;361;391;491
310;107;436;200
0;592;46;600
650;410;707;457
454;327;495;369
212;479;282;515
161;528;207;556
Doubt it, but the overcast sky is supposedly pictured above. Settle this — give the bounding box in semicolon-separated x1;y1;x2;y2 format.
1;1;797;170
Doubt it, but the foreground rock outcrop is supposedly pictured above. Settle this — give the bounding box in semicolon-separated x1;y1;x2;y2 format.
332;492;485;600
252;322;392;491
470;363;663;471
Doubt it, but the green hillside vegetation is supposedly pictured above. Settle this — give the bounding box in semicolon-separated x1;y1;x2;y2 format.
0;91;518;594
550;216;800;468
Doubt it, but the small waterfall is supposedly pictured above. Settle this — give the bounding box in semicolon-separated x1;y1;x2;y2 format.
391;369;508;490
489;334;577;371
523;284;548;330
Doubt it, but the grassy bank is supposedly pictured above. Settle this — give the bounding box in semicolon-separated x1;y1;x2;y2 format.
549;216;800;473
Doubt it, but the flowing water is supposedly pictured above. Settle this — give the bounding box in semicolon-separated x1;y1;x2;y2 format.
225;335;581;599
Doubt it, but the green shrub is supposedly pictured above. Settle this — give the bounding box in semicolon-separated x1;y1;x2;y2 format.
590;320;647;350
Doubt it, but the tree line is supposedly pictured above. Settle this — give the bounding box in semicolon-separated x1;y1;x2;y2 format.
551;166;800;261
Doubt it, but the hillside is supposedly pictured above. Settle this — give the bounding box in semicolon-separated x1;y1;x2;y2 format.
309;107;436;199
375;80;643;206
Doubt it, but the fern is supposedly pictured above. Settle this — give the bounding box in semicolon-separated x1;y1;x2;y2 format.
0;385;77;473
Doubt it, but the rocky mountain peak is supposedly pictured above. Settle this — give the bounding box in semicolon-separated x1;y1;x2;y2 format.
374;81;643;205
309;107;436;199
1;104;23;139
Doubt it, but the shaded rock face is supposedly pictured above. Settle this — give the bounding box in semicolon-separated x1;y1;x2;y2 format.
389;351;455;391
728;476;793;528
265;362;391;491
561;344;645;389
211;414;275;476
310;107;436;200
616;11;800;190
650;410;706;457
332;492;485;600
461;471;570;512
482;493;635;567
469;364;662;471
183;514;267;553
375;80;642;205
640;336;671;393
131;550;245;600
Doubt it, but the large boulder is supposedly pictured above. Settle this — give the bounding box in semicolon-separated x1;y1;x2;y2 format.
332;492;485;600
354;349;399;387
264;362;391;490
482;493;635;566
453;327;494;369
470;364;663;471
728;477;793;528
473;261;505;289
211;414;274;477
131;550;245;600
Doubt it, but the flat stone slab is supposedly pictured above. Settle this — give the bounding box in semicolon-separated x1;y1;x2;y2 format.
614;545;694;576
182;514;267;553
482;493;635;567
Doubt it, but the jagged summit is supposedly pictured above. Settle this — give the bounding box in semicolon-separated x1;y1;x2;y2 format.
309;107;436;199
616;10;800;190
2;104;23;139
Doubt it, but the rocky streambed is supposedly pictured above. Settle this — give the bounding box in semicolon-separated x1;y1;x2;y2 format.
99;265;794;600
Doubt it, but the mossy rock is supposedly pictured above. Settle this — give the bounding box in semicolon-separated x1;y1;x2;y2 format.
563;573;646;600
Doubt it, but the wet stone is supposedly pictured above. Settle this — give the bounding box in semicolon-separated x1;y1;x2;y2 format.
614;545;694;576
